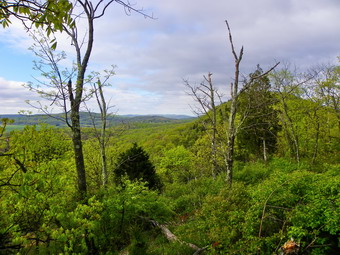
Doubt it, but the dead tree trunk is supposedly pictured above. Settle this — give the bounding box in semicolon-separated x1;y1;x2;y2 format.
224;20;279;184
225;20;243;185
207;73;219;178
147;218;208;254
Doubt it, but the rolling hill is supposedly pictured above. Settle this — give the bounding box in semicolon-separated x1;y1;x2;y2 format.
1;112;195;128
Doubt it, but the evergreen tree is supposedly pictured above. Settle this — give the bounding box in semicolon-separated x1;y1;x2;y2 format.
237;65;280;161
114;143;162;190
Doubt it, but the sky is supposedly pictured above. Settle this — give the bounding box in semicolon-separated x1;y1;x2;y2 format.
0;0;339;116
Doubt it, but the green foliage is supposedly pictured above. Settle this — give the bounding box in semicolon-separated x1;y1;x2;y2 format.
0;118;14;137
163;176;224;214
234;161;272;184
0;0;74;34
94;180;173;252
195;182;252;252
146;235;194;255
114;143;162;191
0;126;76;253
0;127;173;253
10;125;71;163
159;145;194;183
163;160;339;254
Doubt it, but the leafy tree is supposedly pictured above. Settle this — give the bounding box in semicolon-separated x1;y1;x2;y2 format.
25;1;154;199
0;0;73;34
114;143;162;190
270;63;340;164
312;62;340;132
270;66;302;162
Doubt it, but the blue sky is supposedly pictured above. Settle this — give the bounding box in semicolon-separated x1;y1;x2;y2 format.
0;0;339;115
0;43;34;81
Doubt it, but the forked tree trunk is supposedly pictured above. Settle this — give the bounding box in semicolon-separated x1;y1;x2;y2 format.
66;10;95;198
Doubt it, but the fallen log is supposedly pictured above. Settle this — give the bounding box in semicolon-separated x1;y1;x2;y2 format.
147;218;208;254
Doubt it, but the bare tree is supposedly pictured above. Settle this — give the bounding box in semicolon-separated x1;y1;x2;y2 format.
86;68;116;187
185;73;223;178
224;20;279;184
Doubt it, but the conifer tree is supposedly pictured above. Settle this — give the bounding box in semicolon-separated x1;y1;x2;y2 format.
114;143;162;190
238;66;280;161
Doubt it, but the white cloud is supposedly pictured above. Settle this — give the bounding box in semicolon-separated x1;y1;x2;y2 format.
0;77;37;114
0;0;339;115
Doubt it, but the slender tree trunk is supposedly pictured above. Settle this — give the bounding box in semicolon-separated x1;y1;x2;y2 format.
263;139;268;162
99;88;108;186
280;96;300;163
312;120;320;165
211;129;217;179
225;21;243;185
225;130;235;184
207;73;218;179
226;91;238;184
100;140;108;186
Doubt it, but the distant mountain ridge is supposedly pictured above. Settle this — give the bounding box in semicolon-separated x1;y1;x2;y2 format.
1;112;195;127
121;114;194;119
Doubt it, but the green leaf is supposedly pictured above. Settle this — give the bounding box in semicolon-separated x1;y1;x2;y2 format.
51;41;57;50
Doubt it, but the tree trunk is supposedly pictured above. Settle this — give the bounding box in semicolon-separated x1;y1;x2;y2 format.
100;144;108;186
208;73;218;179
71;110;87;198
98;82;108;186
263;139;268;162
225;132;235;184
225;88;238;184
224;21;243;185
66;12;94;198
312;121;320;165
280;96;300;163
